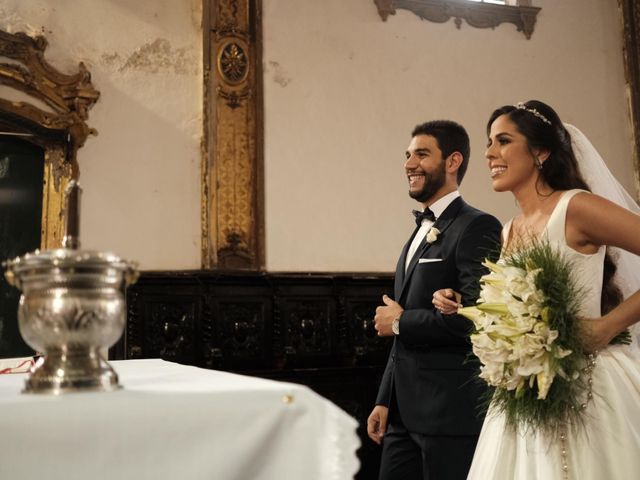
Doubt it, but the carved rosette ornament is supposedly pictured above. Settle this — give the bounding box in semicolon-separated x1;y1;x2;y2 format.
218;39;249;85
216;30;252;109
0;30;99;249
203;0;264;270
375;0;541;40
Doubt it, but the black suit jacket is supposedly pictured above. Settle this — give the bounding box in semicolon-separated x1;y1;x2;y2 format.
376;197;502;436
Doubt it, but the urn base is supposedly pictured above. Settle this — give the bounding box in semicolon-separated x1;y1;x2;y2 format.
23;347;121;394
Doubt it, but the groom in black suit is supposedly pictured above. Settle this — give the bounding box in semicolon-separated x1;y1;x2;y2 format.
367;120;501;480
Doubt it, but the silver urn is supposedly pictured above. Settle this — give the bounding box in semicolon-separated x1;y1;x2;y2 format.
4;248;138;394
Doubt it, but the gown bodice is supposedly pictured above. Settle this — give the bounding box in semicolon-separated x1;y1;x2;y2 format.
468;189;640;480
503;189;605;318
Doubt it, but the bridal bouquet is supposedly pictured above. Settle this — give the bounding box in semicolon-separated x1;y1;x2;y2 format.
459;240;630;434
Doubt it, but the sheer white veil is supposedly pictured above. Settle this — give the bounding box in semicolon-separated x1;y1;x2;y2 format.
565;124;640;338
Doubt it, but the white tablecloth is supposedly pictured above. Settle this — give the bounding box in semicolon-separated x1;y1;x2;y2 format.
0;359;360;480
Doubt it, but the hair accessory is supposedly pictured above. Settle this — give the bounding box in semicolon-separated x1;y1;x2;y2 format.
514;102;552;126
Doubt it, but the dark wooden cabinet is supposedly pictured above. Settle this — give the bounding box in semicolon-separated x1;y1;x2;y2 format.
114;271;394;479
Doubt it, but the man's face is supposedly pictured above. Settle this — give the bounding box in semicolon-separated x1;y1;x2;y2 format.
404;134;447;203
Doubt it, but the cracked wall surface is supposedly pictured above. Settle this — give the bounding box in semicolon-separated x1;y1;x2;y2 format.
102;38;199;75
0;0;203;270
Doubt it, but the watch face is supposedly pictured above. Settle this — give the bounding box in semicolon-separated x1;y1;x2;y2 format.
392;319;399;335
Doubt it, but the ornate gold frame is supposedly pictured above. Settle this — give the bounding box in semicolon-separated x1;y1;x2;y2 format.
620;0;640;199
0;30;99;249
375;0;541;39
202;0;264;270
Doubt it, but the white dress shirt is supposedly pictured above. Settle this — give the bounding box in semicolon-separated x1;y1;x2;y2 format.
404;190;460;272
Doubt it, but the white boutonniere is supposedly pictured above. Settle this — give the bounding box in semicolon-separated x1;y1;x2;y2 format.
426;227;440;244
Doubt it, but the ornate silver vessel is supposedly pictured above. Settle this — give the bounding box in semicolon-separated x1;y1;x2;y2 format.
3;181;138;394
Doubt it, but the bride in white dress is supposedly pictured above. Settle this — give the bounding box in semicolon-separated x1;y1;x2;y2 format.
433;100;640;479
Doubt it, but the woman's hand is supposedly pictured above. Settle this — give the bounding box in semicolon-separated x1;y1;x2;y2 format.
580;316;619;352
432;288;462;315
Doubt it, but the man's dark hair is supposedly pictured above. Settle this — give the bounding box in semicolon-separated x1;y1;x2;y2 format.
411;120;470;184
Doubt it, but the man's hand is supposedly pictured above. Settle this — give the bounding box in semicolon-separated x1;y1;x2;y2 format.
374;295;403;336
367;405;389;445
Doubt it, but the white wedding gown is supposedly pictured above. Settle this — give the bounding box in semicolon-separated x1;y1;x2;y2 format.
467;190;640;480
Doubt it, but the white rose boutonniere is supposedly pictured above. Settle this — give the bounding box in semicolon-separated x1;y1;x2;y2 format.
426;227;440;244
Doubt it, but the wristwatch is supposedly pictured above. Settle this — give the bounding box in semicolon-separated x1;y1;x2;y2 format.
391;315;401;335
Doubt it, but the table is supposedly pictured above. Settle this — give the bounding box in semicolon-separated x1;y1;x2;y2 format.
0;359;360;479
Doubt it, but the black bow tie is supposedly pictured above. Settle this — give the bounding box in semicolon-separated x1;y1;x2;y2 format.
412;208;436;226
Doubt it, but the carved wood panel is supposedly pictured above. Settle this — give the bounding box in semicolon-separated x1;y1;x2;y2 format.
120;272;394;369
216;300;269;365
283;298;333;360
346;299;390;363
375;0;541;39
147;300;198;364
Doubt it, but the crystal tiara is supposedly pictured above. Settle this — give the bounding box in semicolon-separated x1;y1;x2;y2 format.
514;102;552;125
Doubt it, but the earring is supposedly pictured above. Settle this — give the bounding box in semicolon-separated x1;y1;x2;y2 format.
535;158;543;170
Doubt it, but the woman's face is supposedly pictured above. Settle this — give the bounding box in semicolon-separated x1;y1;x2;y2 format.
485;114;539;193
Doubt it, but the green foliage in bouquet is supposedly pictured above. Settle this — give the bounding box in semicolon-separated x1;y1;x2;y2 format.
459;239;630;436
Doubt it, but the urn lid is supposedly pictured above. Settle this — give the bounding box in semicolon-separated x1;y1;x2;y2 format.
3;248;139;289
5;247;134;269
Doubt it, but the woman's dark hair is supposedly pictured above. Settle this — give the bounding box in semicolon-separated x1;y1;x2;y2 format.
487;100;622;315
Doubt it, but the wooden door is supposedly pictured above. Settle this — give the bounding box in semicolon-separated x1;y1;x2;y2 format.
0;136;44;357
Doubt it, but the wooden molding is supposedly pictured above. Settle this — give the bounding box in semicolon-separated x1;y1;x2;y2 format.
202;0;265;270
620;0;640;199
0;30;99;249
375;0;541;39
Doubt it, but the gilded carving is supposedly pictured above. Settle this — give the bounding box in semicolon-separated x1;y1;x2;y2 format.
219;0;246;27
40;146;72;249
375;0;541;40
620;0;640;199
215;29;252;107
218;41;249;85
216;86;252;109
203;0;264;270
0;30;99;249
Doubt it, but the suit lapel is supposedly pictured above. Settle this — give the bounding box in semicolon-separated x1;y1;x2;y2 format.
395;225;420;296
398;197;466;302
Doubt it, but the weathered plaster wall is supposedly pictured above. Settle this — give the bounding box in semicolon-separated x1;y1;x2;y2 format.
0;1;633;273
0;0;202;270
263;0;634;272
